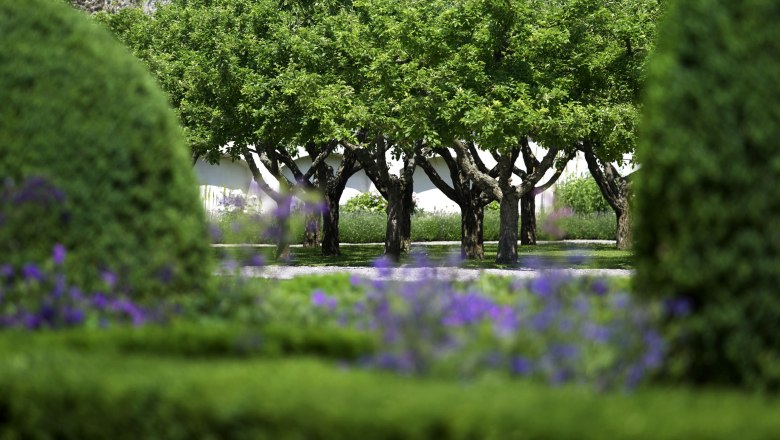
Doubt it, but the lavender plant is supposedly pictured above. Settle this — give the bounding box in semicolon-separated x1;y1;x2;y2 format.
0;178;157;329
311;258;666;391
0;244;154;329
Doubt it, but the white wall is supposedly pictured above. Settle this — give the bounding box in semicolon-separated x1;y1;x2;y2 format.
194;146;631;216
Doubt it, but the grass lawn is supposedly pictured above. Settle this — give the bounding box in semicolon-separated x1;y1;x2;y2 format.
213;241;634;270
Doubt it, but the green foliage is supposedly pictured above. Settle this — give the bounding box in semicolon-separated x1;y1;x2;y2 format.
342;192;388;213
209;210;614;244
0;0;212;297
338;211;388;243
2;338;780;439
538;212;616;241
635;0;780;388
11;323;374;360
410;212;463;242
554;175;611;214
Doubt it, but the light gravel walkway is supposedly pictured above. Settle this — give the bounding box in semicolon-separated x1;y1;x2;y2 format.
236;265;632;281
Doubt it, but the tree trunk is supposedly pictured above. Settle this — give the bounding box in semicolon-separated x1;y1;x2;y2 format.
461;198;485;259
400;183;414;253
616;207;632;250
302;202;321;249
321;193;341;256
384;185;405;261
496;192;520;264
520;193;537;245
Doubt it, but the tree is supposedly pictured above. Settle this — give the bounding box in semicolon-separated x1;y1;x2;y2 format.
415;144;497;259
101;0;363;257
542;0;662;250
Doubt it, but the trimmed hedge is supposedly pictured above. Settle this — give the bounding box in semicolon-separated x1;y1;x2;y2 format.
1;323;375;360
635;0;780;387
1;339;780;439
0;0;211;298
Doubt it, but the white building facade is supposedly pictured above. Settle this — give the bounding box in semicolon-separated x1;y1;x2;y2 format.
193;145;629;216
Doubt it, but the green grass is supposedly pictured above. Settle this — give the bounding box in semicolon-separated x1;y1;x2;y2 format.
214;241;634;270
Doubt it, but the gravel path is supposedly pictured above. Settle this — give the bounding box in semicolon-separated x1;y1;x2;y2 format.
237;265;633;281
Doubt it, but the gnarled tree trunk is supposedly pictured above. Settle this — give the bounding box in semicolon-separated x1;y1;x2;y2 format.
384;185;405;261
520;193;536;245
461;196;485;259
321;193;341;256
496;191;520;264
581;141;634;250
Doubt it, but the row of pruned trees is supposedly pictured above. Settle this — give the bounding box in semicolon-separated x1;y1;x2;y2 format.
97;0;662;262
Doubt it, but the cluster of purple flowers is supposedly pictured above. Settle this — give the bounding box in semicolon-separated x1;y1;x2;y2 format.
0;244;152;330
312;259;668;390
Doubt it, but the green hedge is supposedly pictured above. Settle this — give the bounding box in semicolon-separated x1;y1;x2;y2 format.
0;323;375;360
1;339;779;439
635;0;780;388
0;0;211;298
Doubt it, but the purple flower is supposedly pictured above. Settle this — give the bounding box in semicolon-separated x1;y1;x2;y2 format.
530;308;554;331
92;293;109;309
0;264;13;279
64;308;85;325
101;271;117;289
591;279;609;296
311;290;338;310
550;344;579;361
611;292;630;310
511;356;533;375
583;323;610;343
349;274;363;287
69;287;83;301
208;224;224;242
22;263;43;282
372;256;393;277
25;314;42;330
663;297;692;317
246;253;265;267
490;306;519;336
52;244;66;266
530;276;554;298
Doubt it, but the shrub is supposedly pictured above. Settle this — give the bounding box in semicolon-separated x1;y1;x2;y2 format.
4;345;780;439
554;175;611;214
410;211;461;242
0;0;211;298
538;211;616;241
342;192;388;213
339;211;387;243
635;0;780;388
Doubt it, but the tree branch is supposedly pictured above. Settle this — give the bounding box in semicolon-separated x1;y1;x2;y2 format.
452;139;503;200
416;150;458;201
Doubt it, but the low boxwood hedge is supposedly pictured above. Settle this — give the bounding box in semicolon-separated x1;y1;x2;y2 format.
0;338;779;439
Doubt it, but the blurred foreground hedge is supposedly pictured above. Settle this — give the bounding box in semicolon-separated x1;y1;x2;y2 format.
0;331;779;439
